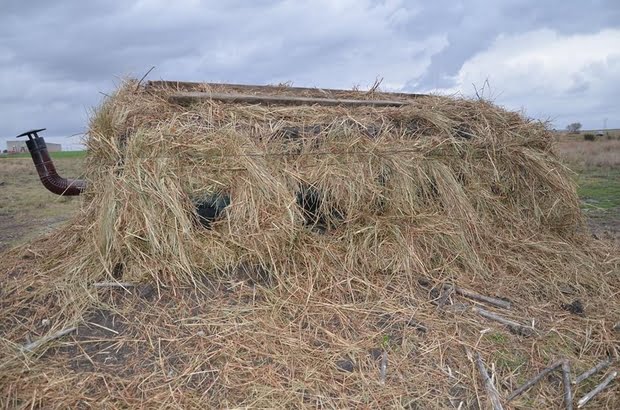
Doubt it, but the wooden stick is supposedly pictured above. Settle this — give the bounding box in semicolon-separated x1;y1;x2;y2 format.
169;91;408;107
561;360;574;410
475;352;504;410
508;360;565;401
136;65;156;90
22;327;77;352
379;350;388;385
577;370;617;408
473;307;534;336
93;282;135;288
451;286;511;309
574;358;612;384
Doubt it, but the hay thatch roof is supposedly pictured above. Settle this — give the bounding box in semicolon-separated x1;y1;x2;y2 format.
1;80;618;408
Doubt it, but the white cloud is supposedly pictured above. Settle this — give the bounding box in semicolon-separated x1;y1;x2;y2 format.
433;29;620;128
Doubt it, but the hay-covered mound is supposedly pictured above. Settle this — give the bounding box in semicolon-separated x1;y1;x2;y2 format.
1;81;618;408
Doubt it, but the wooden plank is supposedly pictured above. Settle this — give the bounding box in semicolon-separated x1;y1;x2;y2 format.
147;80;426;99
169;91;409;107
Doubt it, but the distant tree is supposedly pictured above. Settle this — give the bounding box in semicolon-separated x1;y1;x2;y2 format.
566;122;582;134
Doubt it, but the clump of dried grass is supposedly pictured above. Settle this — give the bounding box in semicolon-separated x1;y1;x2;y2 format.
1;80;618;408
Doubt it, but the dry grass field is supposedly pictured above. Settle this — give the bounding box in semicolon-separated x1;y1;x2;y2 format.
0;152;84;251
557;138;620;168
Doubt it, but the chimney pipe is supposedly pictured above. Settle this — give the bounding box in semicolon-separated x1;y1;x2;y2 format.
16;129;86;196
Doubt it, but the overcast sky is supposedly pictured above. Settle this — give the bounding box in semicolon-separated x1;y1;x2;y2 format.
1;0;619;150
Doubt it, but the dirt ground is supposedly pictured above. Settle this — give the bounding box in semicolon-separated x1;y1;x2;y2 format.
586;210;620;244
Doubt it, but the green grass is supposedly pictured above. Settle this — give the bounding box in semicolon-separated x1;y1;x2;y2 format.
0;150;86;160
577;168;620;210
485;331;508;345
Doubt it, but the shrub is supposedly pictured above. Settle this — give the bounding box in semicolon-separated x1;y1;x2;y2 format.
583;133;596;141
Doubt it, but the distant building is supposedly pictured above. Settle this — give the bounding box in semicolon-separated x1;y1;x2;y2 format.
6;140;62;153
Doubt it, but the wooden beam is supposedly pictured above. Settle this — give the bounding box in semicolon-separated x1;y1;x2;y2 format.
147;80;426;99
169;91;409;107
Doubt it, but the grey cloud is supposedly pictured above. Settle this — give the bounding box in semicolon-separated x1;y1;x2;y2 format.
0;0;618;148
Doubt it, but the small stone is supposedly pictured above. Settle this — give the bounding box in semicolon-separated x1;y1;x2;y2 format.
41;319;50;327
196;331;205;337
561;300;584;316
137;284;156;299
417;278;431;287
406;318;428;333
336;358;354;373
369;348;382;361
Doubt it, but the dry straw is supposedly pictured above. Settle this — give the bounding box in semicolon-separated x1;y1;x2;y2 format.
0;80;618;408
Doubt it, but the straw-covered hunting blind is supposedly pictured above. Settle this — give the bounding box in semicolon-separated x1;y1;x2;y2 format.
20;80;586;282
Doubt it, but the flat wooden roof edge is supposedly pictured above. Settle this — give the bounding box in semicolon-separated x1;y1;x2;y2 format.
148;80;426;99
169;91;410;107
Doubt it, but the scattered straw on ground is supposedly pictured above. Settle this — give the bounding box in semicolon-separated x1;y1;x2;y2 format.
1;80;618;408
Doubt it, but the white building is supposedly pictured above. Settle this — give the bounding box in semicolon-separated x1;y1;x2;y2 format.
6;140;62;153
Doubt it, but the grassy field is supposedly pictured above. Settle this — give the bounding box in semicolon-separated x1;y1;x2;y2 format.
0;151;85;251
555;137;620;242
0;141;618;250
0;150;86;160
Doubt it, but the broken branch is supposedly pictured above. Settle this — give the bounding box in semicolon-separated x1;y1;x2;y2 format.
379;350;388;385
93;282;135;288
577;370;617;408
451;286;511;309
475;352;504;410
22;327;77;352
574;357;612;385
473;307;534;336
561;360;574;410
508;360;564;401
